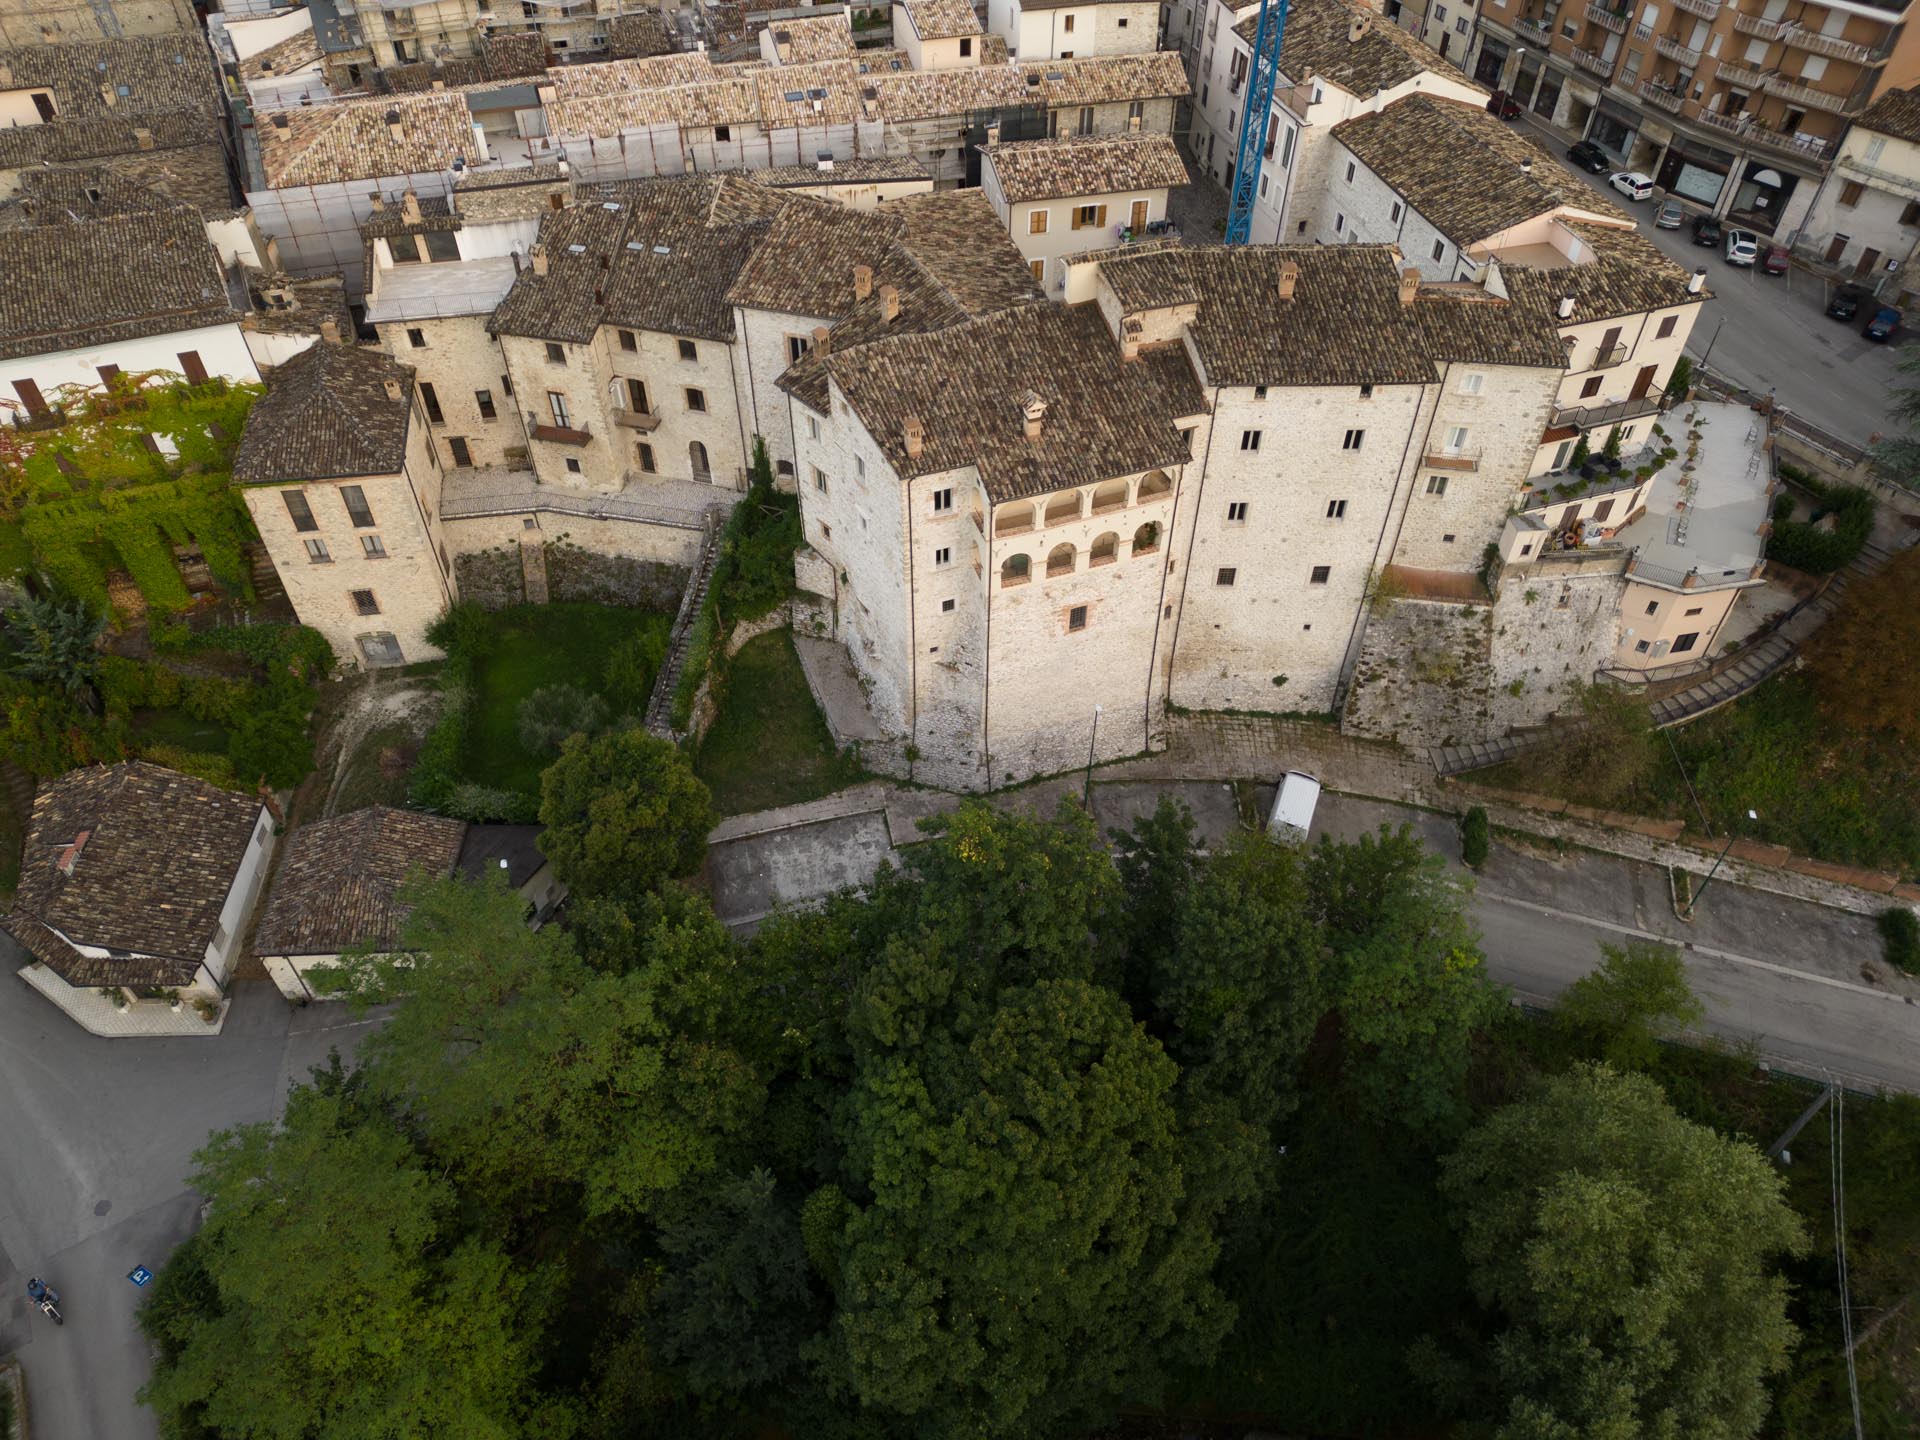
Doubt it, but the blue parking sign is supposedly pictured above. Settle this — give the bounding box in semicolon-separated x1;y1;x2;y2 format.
128;1266;153;1288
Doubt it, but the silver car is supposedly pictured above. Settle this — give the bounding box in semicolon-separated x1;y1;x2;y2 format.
1654;199;1686;229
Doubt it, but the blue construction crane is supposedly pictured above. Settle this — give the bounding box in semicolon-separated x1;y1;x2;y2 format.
1224;0;1291;245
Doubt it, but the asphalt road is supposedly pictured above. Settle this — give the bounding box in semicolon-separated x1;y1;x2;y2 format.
1516;112;1908;447
0;979;382;1440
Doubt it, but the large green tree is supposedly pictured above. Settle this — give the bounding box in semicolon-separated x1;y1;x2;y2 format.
139;1077;541;1440
1555;939;1704;1070
1434;1063;1807;1440
538;727;714;897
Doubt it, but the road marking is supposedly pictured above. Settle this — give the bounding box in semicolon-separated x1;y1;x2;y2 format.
1478;892;1909;1004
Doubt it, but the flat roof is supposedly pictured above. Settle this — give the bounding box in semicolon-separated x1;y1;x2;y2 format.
366;255;520;322
1615;401;1770;590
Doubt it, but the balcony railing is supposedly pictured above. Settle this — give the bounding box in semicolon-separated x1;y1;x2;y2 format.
528;413;592;444
1762;72;1863;114
1743;122;1836;159
1593;341;1629;369
1550;392;1665;431
1671;0;1719;18
1731;11;1788;38
1571;44;1615;74
1655;34;1701;65
1785;26;1890;65
1714;58;1769;87
613;406;662;431
1515;13;1553;37
1584;1;1628;31
1695;105;1751;134
1639;79;1687;111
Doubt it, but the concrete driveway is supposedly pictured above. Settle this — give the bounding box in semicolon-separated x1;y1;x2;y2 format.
1517;112;1906;446
0;975;381;1440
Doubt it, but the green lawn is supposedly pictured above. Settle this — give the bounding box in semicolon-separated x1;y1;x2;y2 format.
696;629;863;816
464;604;672;797
131;707;230;754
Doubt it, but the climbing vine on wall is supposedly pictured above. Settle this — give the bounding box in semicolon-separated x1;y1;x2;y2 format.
1;375;263;614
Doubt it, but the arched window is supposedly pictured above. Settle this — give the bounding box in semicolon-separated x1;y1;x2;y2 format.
689;441;711;480
1137;469;1172;502
1043;490;1083;526
1047;542;1076;577
1001;553;1031;586
1090;479;1128;514
1132;521;1161;555
995;503;1037;537
1090;531;1119;566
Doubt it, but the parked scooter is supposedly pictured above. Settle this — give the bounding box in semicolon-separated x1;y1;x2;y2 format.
27;1276;62;1325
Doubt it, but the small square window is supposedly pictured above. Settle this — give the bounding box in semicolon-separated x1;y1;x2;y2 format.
1635;639;1651;653
1442;533;1455;543
1326;499;1347;519
1426;475;1448;495
1657;315;1677;339
1342;429;1364;451
1240;429;1261;451
361;533;387;559
475;388;496;420
282;490;318;533
1359;384;1373;399
686;387;707;412
565;457;582;473
304;537;330;563
1672;632;1700;653
1390;201;1402;223
1645;600;1660;615
1309;565;1331;584
942;598;956;612
1684;606;1703;617
1226;501;1248;523
934;546;952;566
813;466;828;492
637;442;656;472
1254;385;1268;400
1459;372;1484;395
821;522;832;539
1345;160;1355;182
545;342;565;363
678;339;698;361
1216;567;1237;586
933;487;953;512
1068;604;1088;631
619;330;637;351
788;334;811;364
808;414;820;440
1431;238;1446;262
407;327;426;349
1581;375;1604;398
350;588;380;616
523;517;537;529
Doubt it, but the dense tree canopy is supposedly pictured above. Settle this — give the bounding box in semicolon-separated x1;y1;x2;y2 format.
538;727;714;896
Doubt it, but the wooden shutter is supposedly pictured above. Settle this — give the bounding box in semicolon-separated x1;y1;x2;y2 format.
12;378;45;415
177;350;208;384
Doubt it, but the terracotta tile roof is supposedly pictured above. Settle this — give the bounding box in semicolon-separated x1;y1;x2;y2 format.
727;199;902;316
1409;283;1570;369
1334;94;1624;245
818;301;1192;501
857;48;1188;120
1854;85;1920;145
984;131;1189;203
452;160;572;220
233;341;414;483
544;51;719;98
478;30;549;79
13;166;181;223
751;154;930;186
242;272;353;340
255;806;465;956
8;761;264;969
1018;0;1147;9
360;193;458;242
0;209;238;363
1244;0;1476;101
899;0;984;39
889;188;1050;312
543;75;760;136
855;47;914;73
0;35;223;125
981;32;1011;63
1;911;200;988
1502;220;1709;327
1134;339;1209;419
608;9;679;59
240;27;323;84
256;92;481;188
767;13;858;62
754;59;863;126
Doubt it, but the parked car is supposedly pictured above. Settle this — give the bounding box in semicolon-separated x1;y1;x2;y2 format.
1724;229;1760;266
1609;171;1656;200
1567;139;1611;172
1654;199;1686;229
1827;282;1867;320
1267;771;1322;847
1865;305;1902;341
1762;244;1791;276
1486;89;1523;119
1691;214;1723;246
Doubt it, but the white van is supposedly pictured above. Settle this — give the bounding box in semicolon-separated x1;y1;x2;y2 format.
1266;771;1322;846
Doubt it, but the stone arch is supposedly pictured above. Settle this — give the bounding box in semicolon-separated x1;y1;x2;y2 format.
1090;478;1128;514
1047;542;1077;577
1001;553;1031;586
1043;490;1083;526
995;502;1037;537
1090;531;1120;566
689;440;711;480
1137;469;1172;502
1132;521;1161;555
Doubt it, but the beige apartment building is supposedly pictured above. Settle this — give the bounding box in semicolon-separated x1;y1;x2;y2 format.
1795;84;1920;298
1466;0;1920;234
0;0;198;47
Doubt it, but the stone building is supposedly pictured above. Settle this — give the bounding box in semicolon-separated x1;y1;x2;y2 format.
0;0;198;49
1795;84;1920;300
986;0;1166;61
0;35;233;212
234;340;457;668
894;0;989;69
979;130;1191;291
1466;0;1920;236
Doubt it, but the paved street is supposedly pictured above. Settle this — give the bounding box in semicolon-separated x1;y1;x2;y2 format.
0;979;380;1440
1515;112;1908;447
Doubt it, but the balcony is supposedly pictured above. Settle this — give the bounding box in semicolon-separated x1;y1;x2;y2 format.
1515;13;1553;37
1785;26;1890;65
1584;1;1628;30
10;406;65;432
1593;341;1629;369
1715;58;1769;87
1695;104;1752;134
528;413;592;444
1762;72;1864;114
1639;79;1687;111
1731;11;1788;38
1425;445;1482;471
1743;122;1835;160
1571;44;1615;75
612;405;662;431
1671;0;1719;18
1655;33;1701;65
1550;392;1664;431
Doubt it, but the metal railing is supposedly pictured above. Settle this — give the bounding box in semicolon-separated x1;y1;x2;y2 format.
1713;59;1769;87
1671;0;1719;19
1743;121;1836;159
1550;392;1664;430
1593;341;1629;369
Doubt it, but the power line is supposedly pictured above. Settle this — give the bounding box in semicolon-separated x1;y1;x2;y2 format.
1828;1075;1864;1440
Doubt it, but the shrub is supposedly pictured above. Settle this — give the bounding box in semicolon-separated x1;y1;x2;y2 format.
139;742;240;789
516;683;611;755
5;593;102;699
427;601;498;662
96;654;154;714
226;699;313;788
1767;474;1874;575
1879;907;1920;975
440;781;540;824
603;625;668;716
1663;355;1692;400
0;682;113;775
1460;806;1489;868
181;675;250;726
409;668;474;813
153;621;334;682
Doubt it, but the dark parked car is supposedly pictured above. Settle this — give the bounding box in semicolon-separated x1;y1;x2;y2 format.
1486;89;1523;119
1762;245;1790;275
1827;283;1867;320
1691;214;1723;247
1865;305;1902;341
1567;139;1610;173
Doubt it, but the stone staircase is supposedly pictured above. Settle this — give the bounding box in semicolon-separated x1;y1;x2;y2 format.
1431;538;1901;777
643;512;727;737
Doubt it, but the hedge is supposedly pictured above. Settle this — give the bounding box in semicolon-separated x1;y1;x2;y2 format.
1768;468;1873;575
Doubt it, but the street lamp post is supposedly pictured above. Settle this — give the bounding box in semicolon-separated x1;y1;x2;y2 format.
1682;808;1759;918
1083;704;1102;810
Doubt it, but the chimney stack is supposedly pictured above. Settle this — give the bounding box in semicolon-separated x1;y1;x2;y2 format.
133;126;153;150
903;415;924;458
853;263;873;300
880;283;900;322
401;189;422;223
1397;266;1420;307
1520;157;1533;176
319;316;341;344
1688;267;1706;294
1019;389;1047;440
1557;294;1576;319
382;378;404;402
531;243;548;276
1278;258;1300;300
1348;12;1372;41
369;193;386;212
99;83;115;108
385;108;404;142
812;324;831;356
986;121;1001;146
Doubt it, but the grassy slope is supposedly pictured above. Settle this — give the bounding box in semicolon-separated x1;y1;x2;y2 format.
696;629;862;817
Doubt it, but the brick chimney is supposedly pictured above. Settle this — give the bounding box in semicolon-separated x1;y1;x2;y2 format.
401;188;423;223
385;108;404;142
1349;12;1372;41
319;316;341;344
1397;266;1420;306
880;283;900;322
383;378;405;402
853;263;873;300
1278;258;1300;300
812;324;831;356
531;243;548;276
1019;389;1046;440
903;415;924;458
133;126;154;151
986;121;1001;146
